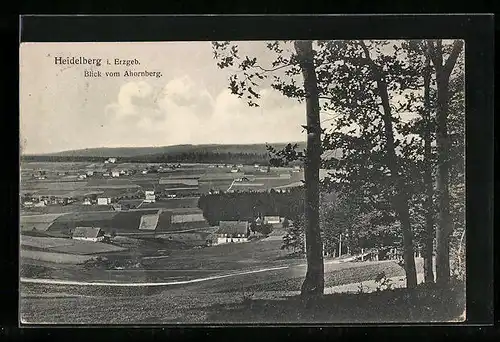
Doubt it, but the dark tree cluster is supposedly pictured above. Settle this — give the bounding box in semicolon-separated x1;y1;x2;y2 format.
197;187;305;226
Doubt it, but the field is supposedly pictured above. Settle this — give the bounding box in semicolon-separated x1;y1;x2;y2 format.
20;162;306;209
20;250;96;264
21;236;127;255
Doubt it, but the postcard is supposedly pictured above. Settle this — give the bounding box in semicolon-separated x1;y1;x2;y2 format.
19;39;466;324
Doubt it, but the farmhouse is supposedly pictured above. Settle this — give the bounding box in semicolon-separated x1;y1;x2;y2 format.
97;197;111;205
144;190;156;203
214;221;250;245
34;201;46;207
72;227;105;242
264;216;281;224
111;171;120;178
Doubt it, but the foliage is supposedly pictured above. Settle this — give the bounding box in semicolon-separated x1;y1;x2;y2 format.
374;272;394;292
212;39;465;289
281;214;305;253
198;188;304;226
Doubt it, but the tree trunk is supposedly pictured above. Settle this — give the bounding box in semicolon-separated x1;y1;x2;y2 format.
427;39;463;286
422;47;435;284
360;41;417;289
435;74;452;285
294;40;324;296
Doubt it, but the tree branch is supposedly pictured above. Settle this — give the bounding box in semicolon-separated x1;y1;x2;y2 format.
443;40;464;78
255;63;293;73
358;40;381;78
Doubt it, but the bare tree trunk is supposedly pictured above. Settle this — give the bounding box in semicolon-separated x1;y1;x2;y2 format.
435;74;452;285
422;47;435;284
294;40;325;296
427;39;463;286
360;41;417;289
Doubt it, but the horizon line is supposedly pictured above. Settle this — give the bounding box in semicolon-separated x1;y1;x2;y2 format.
21;141;308;156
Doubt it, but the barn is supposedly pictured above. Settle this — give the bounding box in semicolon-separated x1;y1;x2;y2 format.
72;227;105;242
213;221;250;245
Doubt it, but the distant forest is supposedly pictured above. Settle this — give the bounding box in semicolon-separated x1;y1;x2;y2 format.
197;187;305;226
21;151;278;165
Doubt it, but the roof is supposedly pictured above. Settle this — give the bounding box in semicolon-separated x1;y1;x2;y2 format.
139;214;159;231
216;221;249;235
264;216;280;220
72;227;102;238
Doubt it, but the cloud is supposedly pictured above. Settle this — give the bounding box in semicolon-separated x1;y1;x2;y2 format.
102;76;307;147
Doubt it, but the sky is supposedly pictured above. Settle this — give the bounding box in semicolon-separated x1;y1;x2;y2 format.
19;40;463;155
20;41;306;155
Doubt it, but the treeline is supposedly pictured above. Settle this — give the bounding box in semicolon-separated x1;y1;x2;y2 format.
197;187;305;226
122;152;270;164
21;152;271;165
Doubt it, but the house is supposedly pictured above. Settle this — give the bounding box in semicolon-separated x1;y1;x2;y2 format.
86;171;94;176
236;164;244;168
230;168;239;173
254;164;260;168
34;201;46;207
213;221;250;245
108;158;117;163
103;172;110;177
78;174;87;180
111;171;120;178
83;198;92;205
112;203;122;211
72;227;105;242
144;190;156;203
23;201;34;207
142;170;148;175
97;197;111;205
264;216;281;224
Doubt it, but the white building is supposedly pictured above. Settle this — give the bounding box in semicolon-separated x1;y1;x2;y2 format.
230;169;239;173
264;216;281;224
144;190;156;203
86;171;94;176
83;198;92;205
111;171;120;178
78;174;87;180
213;221;250;245
72;227;105;242
108;158;117;163
23;201;34;207
97;197;111;205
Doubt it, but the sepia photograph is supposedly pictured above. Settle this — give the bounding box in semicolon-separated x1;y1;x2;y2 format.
19;39;466;324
